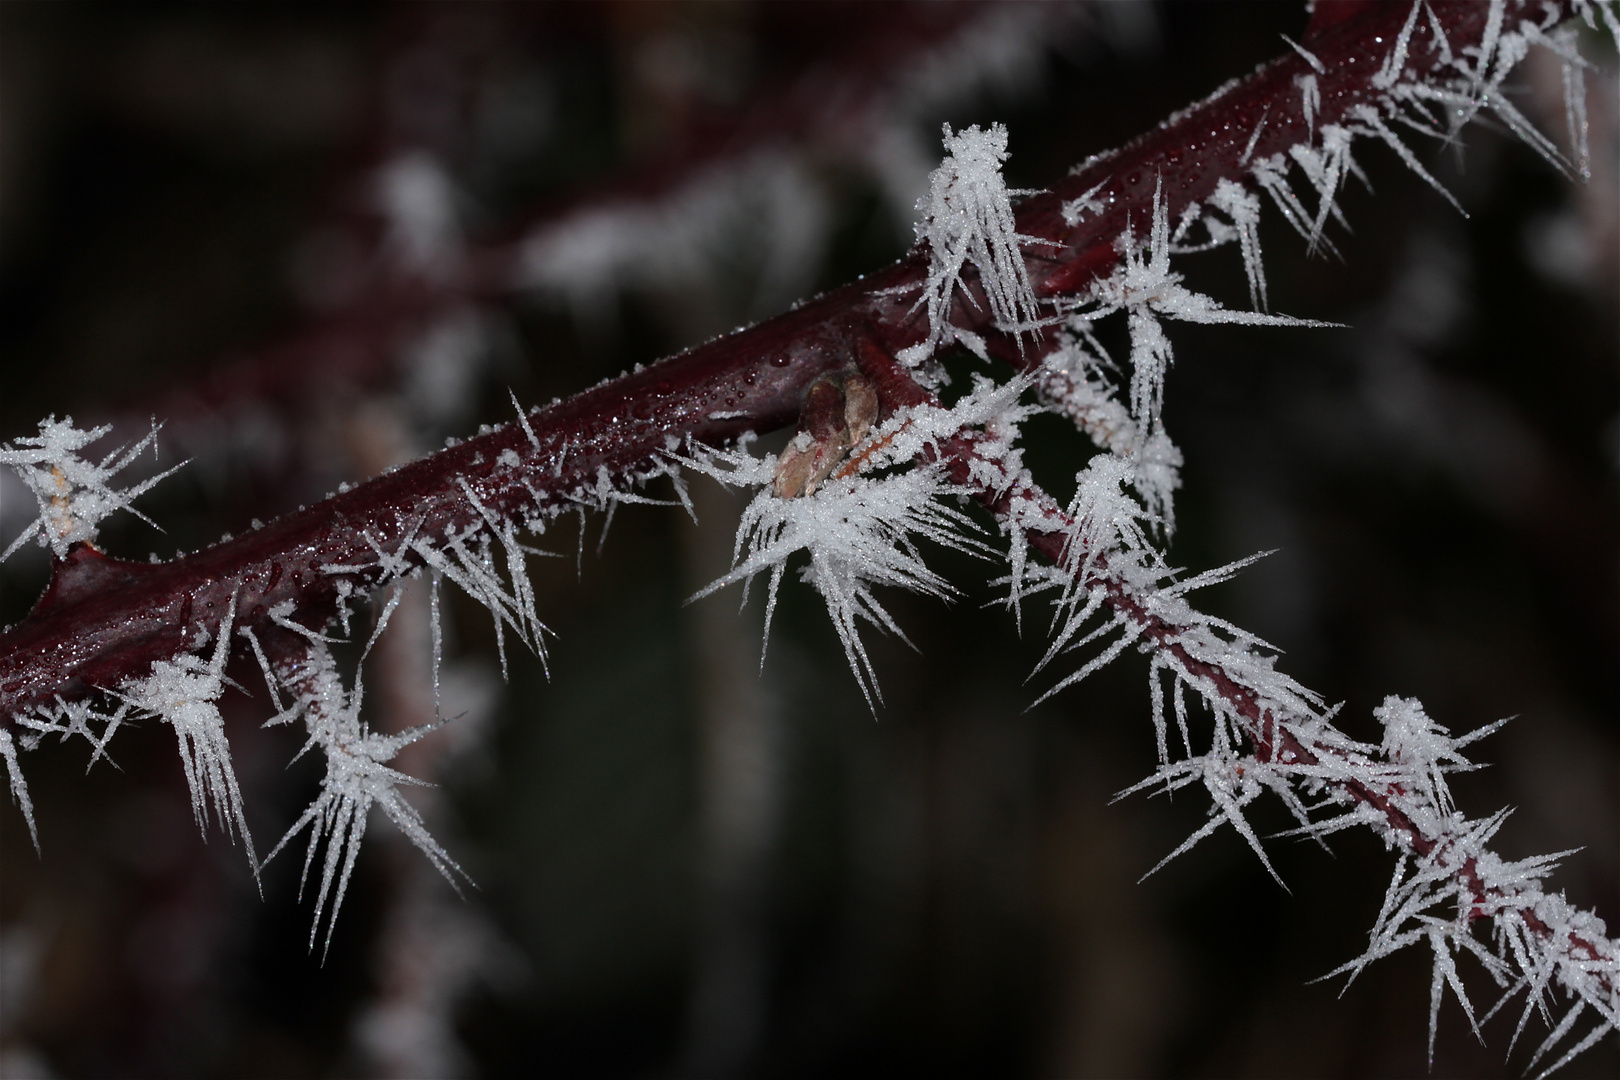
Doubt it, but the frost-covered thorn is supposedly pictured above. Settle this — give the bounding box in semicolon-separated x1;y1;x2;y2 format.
508;387;541;450
0;416;184;562
1279;31;1326;74
911;122;1055;357
1371;0;1424;90
116;591;260;880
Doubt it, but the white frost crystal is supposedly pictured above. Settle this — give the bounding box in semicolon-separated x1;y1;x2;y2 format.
913;122;1049;354
0;729;36;852
694;463;979;712
264;635;464;957
0;416;180;561
687;379;1033;709
119;598;258;870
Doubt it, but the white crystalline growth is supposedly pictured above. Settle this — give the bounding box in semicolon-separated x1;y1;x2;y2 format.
1289;123;1358;253
694;465;979;712
1036;322;1138;455
1053;452;1156;597
119;603;258;872
264;636;464;956
6;686;135;854
0;729;36;853
0;416;181;561
912;122;1049;356
1067;182;1331;533
686;381;1032;709
409;493;549;682
12;696;130;775
1318;808;1612;1074
1207;178;1269;311
1087;181;1337;442
1236;0;1607;273
1373;694;1500;820
1034;320;1186;532
1069;641;1618;1078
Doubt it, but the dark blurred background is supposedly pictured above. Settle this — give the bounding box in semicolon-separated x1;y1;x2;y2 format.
0;2;1614;1077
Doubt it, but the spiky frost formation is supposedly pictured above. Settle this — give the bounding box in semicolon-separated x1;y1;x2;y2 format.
1014;68;1620;1048
1085;181;1336;438
1043;182;1332;533
316;395;703;685
1205;178;1268;311
0;4;1613;1065
688;377;1035;708
0;416;181;561
263;632;465;958
1014;451;1620;1072
11;696;129;774
0;729;35;852
1128;685;1618;1075
118;597;258;871
1009;452;1620;1072
1298;700;1618;1076
1035;327;1139;456
702;465;975;710
5;680;136;854
907;122;1051;361
413;492;549;681
319;462;561;684
1031;2;1613;546
1232;0;1616;266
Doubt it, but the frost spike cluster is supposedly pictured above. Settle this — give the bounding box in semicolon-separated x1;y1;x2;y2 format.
908;122;1051;362
0;416;181;562
258;628;465;958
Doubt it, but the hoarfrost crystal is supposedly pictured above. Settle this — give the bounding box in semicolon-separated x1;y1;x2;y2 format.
118;596;258;872
264;634;465;958
0;416;181;561
911;122;1051;358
